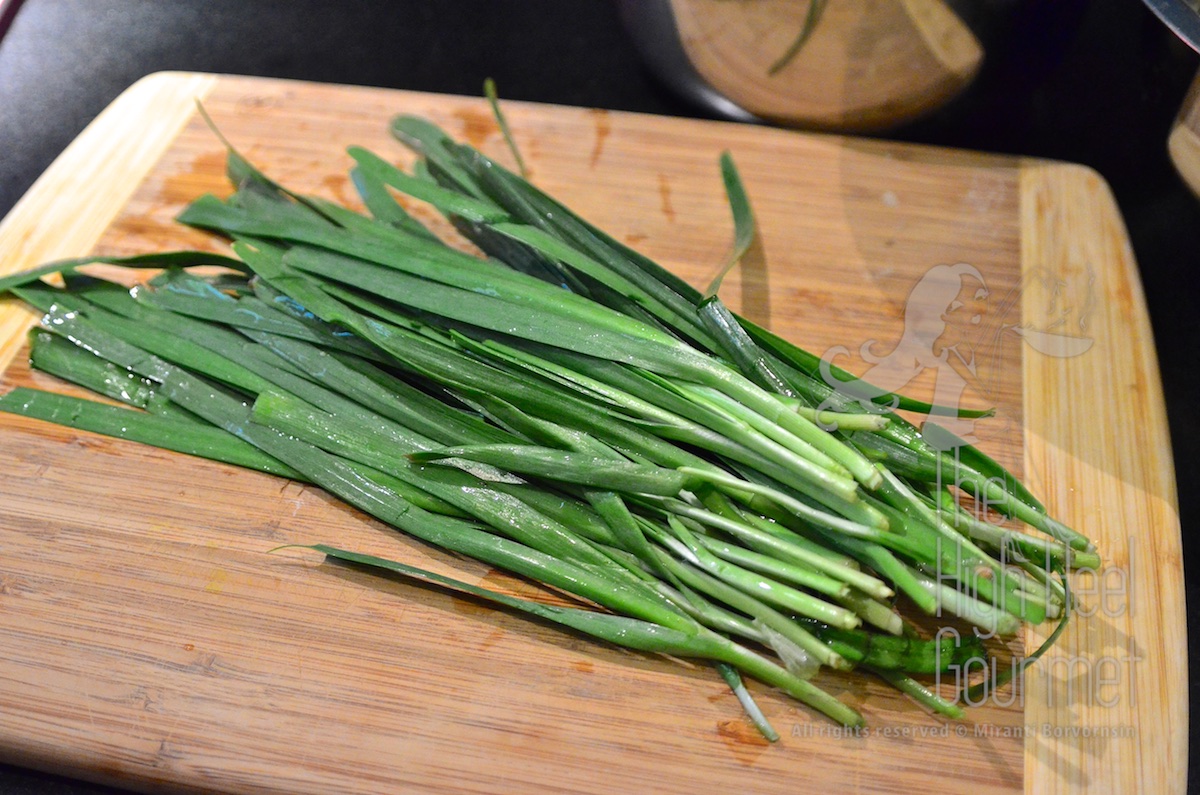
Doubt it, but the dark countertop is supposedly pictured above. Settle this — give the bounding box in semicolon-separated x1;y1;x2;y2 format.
1;1;1196;792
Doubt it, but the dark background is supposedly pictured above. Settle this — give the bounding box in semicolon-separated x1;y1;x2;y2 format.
1;0;1196;792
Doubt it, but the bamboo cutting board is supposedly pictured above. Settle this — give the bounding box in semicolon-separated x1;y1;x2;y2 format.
0;72;1184;794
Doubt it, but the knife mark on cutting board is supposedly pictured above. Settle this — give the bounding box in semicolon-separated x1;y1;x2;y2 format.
479;628;506;652
453;107;496;151
321;174;355;207
589;108;610;168
716;718;770;764
161;150;228;205
659;174;676;222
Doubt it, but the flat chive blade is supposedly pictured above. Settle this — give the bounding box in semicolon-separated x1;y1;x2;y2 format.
704;151;755;299
410;444;695;497
483;78;528;178
0;387;299;478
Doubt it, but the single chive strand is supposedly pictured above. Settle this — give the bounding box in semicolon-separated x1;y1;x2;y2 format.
704;151;756;300
766;0;827;75
697;260;800;398
796;405;890;433
868;667;965;720
410;444;691;497
677;466;882;540
0;251;247;295
298;543;737;674
715;663;780;742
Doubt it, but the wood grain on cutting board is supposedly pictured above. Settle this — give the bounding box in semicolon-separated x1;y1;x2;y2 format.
0;72;1183;794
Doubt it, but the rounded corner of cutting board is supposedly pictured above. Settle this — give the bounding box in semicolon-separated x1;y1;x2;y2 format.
0;69;219;371
1016;156;1127;228
0;69;218;269
119;69;212;97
